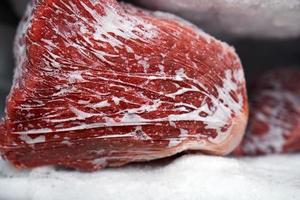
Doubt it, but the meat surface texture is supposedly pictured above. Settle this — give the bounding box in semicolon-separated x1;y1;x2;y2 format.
0;0;248;171
235;68;300;156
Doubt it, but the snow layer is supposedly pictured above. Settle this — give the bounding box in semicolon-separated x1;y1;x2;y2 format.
0;154;300;200
134;0;300;38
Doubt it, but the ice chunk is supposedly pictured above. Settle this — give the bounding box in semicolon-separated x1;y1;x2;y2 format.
133;0;300;38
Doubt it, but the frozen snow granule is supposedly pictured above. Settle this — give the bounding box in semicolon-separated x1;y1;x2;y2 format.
0;155;300;200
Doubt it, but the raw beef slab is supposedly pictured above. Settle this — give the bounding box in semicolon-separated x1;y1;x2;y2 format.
235;68;300;156
0;0;248;171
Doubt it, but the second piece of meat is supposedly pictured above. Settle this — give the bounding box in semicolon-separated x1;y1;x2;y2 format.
235;68;300;156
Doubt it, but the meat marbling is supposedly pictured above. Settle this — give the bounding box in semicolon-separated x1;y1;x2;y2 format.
0;0;248;171
235;68;300;156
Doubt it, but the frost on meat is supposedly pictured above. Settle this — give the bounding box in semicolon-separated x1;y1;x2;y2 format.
0;0;248;171
235;68;300;156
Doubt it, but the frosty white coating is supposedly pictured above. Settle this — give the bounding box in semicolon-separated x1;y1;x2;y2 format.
244;90;300;154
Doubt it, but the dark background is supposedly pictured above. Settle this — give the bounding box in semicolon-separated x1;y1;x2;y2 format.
0;0;300;115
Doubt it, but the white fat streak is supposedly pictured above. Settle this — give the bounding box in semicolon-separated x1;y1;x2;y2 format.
80;1;157;48
166;86;200;99
158;64;165;74
125;46;134;53
95;134;133;139
13;122;152;134
45;51;61;68
123;99;162;115
70;106;97;120
78;100;90;105
159;68;206;98
15;128;52;134
91;100;111;108
79;25;88;34
52;88;71;97
13;69;244;138
41;39;57;51
49;117;78;123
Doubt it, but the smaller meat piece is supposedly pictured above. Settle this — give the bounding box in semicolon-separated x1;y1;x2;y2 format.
235;68;300;156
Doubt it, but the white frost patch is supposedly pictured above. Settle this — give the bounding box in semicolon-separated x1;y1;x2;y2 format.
52;88;70;97
70;106;96;120
14;128;52;135
1;155;300;200
130;126;152;140
61;140;72;146
19;135;46;144
138;59;150;72
91;158;107;168
168;140;181;148
69;71;84;83
158;64;165;74
174;68;185;81
91;100;110;109
168;128;188;147
112;97;121;105
244;90;300;154
121;113;145;124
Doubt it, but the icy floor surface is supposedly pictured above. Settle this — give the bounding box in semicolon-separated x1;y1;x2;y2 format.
0;154;300;200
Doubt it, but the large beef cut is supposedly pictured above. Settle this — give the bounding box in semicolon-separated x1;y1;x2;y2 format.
0;0;248;171
235;68;300;156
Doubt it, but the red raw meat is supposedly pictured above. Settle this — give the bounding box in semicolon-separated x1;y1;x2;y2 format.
0;0;248;171
234;68;300;156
